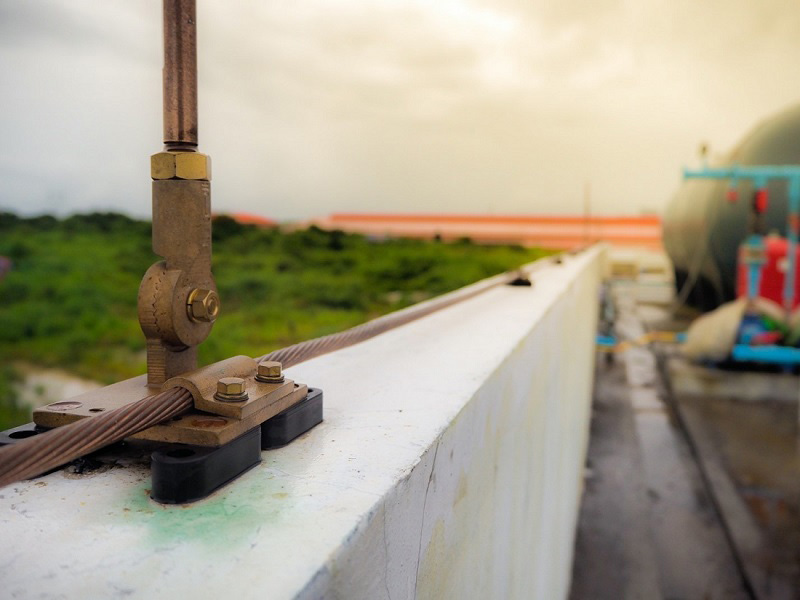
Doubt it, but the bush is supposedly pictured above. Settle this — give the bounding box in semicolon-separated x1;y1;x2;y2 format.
0;211;552;427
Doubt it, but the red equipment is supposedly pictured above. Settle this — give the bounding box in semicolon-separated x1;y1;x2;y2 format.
736;234;800;308
754;188;769;213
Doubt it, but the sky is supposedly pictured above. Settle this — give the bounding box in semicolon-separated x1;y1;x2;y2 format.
1;0;800;220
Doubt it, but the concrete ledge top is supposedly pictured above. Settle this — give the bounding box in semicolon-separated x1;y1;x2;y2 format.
0;247;600;599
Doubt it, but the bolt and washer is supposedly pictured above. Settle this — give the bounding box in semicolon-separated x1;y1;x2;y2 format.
255;360;284;384
214;377;248;402
187;288;220;323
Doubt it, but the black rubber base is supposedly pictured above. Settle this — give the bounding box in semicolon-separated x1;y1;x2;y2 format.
261;387;323;449
507;275;532;287
151;426;262;504
150;388;323;503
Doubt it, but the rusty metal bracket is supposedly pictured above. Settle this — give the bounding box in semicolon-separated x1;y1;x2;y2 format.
138;178;217;386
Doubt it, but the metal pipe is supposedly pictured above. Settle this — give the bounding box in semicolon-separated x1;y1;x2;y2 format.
783;178;800;313
162;0;198;151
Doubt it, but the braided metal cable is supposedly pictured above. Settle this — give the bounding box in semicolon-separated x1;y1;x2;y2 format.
0;388;192;488
258;265;533;367
0;258;549;488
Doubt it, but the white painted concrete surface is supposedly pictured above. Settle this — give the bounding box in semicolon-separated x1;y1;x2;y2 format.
0;247;603;600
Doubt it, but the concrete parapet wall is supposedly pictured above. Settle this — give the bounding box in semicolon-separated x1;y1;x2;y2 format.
0;247;603;600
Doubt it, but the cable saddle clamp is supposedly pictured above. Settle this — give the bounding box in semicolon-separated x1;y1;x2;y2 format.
0;356;323;504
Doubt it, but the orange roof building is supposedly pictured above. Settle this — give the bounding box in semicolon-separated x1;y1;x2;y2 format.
225;213;279;228
311;213;661;250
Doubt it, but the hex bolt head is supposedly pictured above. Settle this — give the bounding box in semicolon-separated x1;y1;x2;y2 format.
187;288;220;323
214;377;249;402
151;151;212;181
255;360;284;383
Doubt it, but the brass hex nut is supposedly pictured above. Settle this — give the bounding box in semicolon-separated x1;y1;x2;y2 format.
151;151;211;180
256;360;284;383
187;288;220;323
214;377;248;402
217;377;245;395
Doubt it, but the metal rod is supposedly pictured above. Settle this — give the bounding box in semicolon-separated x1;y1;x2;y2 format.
162;0;198;151
684;165;800;180
783;178;800;313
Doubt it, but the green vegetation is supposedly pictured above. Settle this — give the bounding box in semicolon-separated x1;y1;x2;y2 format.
0;211;551;427
0;365;26;430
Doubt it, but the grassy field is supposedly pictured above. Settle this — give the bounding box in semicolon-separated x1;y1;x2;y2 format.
0;212;551;428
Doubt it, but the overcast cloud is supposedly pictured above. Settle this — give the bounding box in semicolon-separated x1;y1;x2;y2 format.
1;0;799;220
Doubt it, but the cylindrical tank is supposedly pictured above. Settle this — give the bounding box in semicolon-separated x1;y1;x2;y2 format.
663;104;800;310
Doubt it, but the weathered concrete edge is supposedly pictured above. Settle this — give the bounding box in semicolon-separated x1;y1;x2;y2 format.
297;248;602;599
0;248;603;600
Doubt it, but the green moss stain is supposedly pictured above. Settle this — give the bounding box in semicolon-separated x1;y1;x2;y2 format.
117;471;291;549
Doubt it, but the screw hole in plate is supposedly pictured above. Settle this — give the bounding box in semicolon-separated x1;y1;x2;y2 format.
46;401;82;411
9;430;38;439
89;408;104;413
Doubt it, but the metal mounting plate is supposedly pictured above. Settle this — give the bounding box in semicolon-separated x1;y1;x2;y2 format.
33;375;152;428
162;355;295;420
134;383;307;447
0;422;49;447
32;361;311;447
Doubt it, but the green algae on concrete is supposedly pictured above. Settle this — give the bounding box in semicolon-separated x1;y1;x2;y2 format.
120;471;291;549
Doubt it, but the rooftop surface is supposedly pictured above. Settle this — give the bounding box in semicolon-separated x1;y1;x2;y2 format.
570;259;800;599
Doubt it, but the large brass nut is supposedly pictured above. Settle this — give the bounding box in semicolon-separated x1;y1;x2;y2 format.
214;377;248;402
256;360;284;383
151;151;211;181
187;288;220;323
